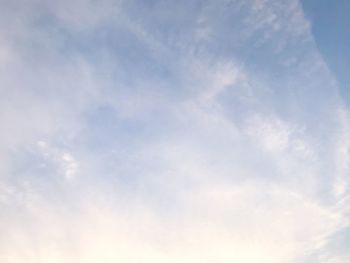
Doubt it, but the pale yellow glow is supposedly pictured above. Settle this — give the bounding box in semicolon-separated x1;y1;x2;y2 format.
1;182;342;263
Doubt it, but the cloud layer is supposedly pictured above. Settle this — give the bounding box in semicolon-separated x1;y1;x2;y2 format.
1;0;350;262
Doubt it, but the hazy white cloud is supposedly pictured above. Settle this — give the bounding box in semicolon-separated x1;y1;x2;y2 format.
1;0;350;262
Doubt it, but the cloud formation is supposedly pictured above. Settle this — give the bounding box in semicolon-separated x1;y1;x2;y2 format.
1;0;350;262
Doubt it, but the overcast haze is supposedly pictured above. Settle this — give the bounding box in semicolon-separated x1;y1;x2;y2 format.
1;0;350;262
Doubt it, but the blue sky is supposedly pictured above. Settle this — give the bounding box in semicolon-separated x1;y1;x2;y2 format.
302;0;350;107
0;0;350;262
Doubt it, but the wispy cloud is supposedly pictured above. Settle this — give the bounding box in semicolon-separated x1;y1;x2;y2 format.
1;0;350;262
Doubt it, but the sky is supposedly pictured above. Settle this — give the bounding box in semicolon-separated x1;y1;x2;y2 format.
0;0;350;262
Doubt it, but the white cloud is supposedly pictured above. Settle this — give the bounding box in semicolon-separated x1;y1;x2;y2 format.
244;114;292;152
36;141;79;181
1;0;350;262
